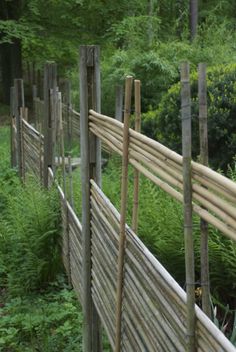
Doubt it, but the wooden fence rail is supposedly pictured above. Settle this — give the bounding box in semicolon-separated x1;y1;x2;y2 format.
9;46;236;352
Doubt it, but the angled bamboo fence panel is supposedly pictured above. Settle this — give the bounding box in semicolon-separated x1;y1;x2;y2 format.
90;182;235;352
67;201;83;298
91;181;119;349
22;119;43;177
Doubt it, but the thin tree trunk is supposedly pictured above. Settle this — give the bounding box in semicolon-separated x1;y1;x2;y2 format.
190;0;198;41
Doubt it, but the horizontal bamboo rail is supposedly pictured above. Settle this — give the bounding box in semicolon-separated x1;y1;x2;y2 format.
89;110;236;242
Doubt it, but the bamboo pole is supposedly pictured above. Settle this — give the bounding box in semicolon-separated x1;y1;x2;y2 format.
198;63;211;319
181;62;195;351
132;80;141;234
115;75;133;352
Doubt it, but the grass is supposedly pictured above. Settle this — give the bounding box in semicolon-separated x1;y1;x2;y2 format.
0;103;10;125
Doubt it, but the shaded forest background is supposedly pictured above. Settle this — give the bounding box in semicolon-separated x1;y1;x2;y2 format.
1;0;236;168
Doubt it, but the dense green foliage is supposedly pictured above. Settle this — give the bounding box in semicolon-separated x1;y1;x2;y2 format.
0;127;62;294
141;64;236;169
0;178;62;294
0;285;83;351
0;127;82;351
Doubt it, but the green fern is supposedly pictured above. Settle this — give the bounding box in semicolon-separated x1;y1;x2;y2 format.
0;178;62;295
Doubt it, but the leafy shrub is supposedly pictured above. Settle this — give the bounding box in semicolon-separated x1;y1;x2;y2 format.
0;178;62;295
0;282;83;351
143;63;236;170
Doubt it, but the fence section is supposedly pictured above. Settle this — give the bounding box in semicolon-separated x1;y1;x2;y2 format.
9;53;236;352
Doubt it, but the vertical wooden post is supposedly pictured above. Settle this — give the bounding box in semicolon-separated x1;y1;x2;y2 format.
115;76;133;352
59;92;66;194
32;84;37;125
43;62;57;188
64;80;72;150
14;79;25;179
115;85;123;122
80;45;102;352
39;127;43;184
37;69;42;100
20;107;26;182
68;154;74;209
198;63;211;319
10;86;17;168
132;80;141;234
181;62;195;351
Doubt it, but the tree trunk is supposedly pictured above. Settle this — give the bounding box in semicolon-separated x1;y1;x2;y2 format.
0;0;23;104
0;41;22;104
190;0;198;41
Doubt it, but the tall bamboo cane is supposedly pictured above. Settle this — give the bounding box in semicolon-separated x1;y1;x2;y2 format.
115;76;133;352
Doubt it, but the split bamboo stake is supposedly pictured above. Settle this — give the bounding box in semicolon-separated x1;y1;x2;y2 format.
132;80;141;234
115;76;133;352
181;62;195;351
198;63;211;319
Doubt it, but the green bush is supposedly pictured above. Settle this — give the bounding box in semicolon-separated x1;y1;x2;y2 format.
143;63;236;170
0;178;62;295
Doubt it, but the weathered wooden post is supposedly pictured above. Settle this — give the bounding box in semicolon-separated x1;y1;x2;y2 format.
68;154;74;209
115;85;123;122
43;62;57;188
10;86;17;168
115;75;133;352
59;91;66;194
80;45;102;352
32;84;37;125
198;63;211;318
181;62;195;351
14;79;25;179
64;80;72;150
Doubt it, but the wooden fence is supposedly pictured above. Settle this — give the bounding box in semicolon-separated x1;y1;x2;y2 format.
10;46;236;352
